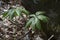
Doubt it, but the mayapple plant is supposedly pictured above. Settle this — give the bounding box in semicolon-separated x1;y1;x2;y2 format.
2;6;49;31
25;11;49;31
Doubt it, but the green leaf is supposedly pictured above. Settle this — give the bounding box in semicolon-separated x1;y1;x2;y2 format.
22;9;29;15
8;9;15;19
15;7;21;16
14;12;18;16
31;23;36;31
36;20;41;30
25;18;34;28
29;14;35;18
36;11;45;16
37;15;48;22
30;18;36;31
34;16;38;24
3;12;8;17
19;6;29;15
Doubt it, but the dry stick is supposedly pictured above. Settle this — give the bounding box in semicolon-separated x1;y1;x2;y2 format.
48;35;54;40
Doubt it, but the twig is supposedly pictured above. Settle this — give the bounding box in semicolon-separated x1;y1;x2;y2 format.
48;34;54;40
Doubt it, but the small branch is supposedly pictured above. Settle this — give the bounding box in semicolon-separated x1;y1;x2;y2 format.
48;35;54;40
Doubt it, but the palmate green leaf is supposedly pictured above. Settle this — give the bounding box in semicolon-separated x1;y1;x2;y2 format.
15;7;21;16
34;16;41;30
31;19;36;31
31;17;38;31
37;15;48;22
36;11;45;16
29;14;35;18
3;9;15;19
34;16;38;24
30;19;37;31
8;9;15;19
19;6;29;15
25;18;34;28
36;20;41;30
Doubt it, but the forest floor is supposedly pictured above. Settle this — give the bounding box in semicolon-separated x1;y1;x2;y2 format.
0;1;44;40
